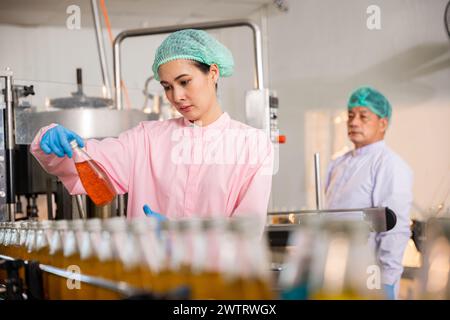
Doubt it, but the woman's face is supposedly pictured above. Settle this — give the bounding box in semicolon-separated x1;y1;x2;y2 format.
158;59;219;123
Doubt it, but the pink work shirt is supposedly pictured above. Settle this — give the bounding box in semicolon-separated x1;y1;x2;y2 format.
30;112;274;231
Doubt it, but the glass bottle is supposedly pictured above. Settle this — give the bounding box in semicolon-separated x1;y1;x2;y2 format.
133;217;164;292
200;218;230;299
308;220;381;300
78;218;101;299
47;220;65;300
0;222;5;281
279;217;319;300
94;217;123;300
70;140;116;206
59;220;81;299
232;217;273;300
419;218;450;300
35;220;53;299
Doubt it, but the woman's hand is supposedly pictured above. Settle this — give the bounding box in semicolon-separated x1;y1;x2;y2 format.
40;125;85;158
143;204;167;222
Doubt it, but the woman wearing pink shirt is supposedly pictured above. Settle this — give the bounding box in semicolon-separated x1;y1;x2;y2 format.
31;29;273;232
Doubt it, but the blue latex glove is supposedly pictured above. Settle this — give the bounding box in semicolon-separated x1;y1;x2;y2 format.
143;204;167;222
40;125;85;158
383;284;396;300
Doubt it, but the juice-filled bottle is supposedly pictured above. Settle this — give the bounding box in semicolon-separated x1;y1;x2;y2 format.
309;220;380;300
0;222;5;256
47;220;66;300
202;218;231;300
70;140;116;206
178;218;207;300
35;220;53;300
17;222;30;261
76;218;102;299
232;217;274;300
9;222;21;259
164;220;189;294
25;221;39;262
2;222;13;258
120;219;146;289
60;220;81;300
0;222;5;281
93;218;123;300
143;219;171;294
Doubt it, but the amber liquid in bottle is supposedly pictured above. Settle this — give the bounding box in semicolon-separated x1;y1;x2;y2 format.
70;140;116;206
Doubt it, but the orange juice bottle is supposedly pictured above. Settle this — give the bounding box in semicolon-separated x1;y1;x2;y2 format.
25;221;39;262
35;220;53;299
308;221;377;300
17;222;29;261
163;219;189;294
239;217;273;300
9;222;19;259
59;220;81;300
2;222;13;258
133;217;165;293
201;218;231;300
85;217;115;300
47;220;65;300
119;219;146;290
0;222;5;255
177;218;208;300
70;140;116;207
73;219;98;300
93;218;123;300
0;222;5;280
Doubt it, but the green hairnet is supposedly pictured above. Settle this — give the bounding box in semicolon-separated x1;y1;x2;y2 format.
347;86;392;121
152;29;234;81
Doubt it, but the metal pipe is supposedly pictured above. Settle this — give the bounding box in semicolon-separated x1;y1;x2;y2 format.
267;207;382;215
117;194;125;217
314;153;322;210
113;19;264;110
2;68;16;222
75;195;86;219
91;0;112;99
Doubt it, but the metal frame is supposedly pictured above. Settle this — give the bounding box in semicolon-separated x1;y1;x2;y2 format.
113;19;265;110
0;254;143;297
0;68;16;222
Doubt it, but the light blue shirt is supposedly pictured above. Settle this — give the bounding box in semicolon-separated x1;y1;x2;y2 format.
325;140;414;286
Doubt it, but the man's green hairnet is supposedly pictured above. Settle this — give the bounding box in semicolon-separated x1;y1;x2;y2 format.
347;86;392;121
152;29;234;81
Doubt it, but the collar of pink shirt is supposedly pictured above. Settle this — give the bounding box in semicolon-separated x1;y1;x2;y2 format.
182;111;230;132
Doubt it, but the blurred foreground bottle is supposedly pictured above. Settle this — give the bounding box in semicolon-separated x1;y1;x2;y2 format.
419;217;450;299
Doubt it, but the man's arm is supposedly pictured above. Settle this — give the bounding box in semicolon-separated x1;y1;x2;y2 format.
372;154;414;286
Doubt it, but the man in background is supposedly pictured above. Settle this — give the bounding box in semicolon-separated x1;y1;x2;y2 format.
325;86;413;299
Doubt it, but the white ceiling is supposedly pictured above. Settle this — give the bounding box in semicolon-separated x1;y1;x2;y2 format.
0;0;276;29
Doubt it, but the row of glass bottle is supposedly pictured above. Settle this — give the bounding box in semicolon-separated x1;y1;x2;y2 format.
278;217;450;300
0;216;273;300
278;219;385;300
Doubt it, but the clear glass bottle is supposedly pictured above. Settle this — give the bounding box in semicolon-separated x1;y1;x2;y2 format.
35;220;53;299
308;220;381;300
279;217;319;300
232;217;273;300
70;140;116;206
47;220;65;300
419;218;450;300
78;218;101;299
201;218;230;299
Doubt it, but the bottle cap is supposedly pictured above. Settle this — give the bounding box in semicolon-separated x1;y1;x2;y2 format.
70;139;78;149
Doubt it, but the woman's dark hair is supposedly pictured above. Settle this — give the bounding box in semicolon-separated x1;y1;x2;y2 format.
192;61;218;90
